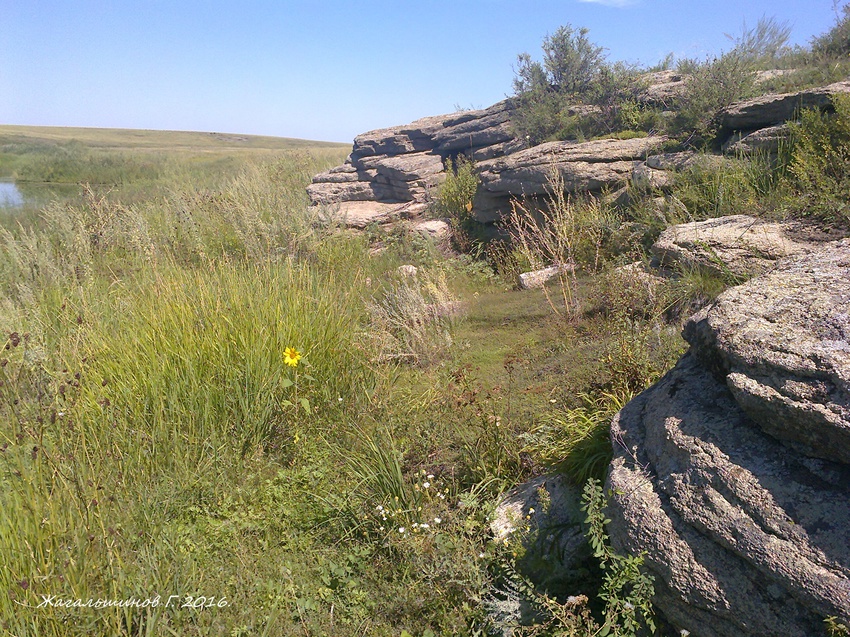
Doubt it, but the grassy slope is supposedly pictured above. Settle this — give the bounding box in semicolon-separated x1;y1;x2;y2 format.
0;125;348;153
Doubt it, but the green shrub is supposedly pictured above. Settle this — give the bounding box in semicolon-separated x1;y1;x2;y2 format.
433;155;480;252
786;93;850;221
671;17;791;145
511;25;653;144
811;3;850;57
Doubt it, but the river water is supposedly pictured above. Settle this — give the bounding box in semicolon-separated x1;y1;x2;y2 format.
0;181;81;212
0;181;24;208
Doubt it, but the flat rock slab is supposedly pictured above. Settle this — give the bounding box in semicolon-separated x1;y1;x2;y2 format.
607;353;850;637
721;80;850;133
651;214;833;278
683;238;850;464
320;201;427;229
412;218;450;240
722;124;790;155
477;136;667;197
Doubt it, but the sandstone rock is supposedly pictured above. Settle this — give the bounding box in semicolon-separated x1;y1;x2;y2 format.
350;101;517;160
517;264;574;290
720;80;850;133
651;214;826;278
492;474;592;582
632;162;672;190
412;219;450;240
308;102;522;224
473;136;666;222
722;124;790;155
683;239;850;464
638;70;688;106
320;201;428;229
607;352;850;637
755;69;795;84
397;264;418;277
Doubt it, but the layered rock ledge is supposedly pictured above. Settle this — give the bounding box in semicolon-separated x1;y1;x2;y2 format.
607;240;850;636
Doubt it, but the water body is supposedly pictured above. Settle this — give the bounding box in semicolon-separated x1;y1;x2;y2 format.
0;181;24;208
0;181;80;210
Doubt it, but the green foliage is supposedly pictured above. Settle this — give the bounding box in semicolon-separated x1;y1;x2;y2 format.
826;615;850;637
786;93;850;221
811;3;850;57
670;156;763;219
511;24;654;145
523;392;628;485
672;17;791;144
433;155;480;252
583;479;656;637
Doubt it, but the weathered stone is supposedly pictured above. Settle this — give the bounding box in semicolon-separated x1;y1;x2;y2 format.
320;200;427;229
397;264;418;277
722;124;790;155
474;137;667;222
492;474;591;577
755;69;795;84
645;151;696;171
356;151;444;183
607;352;850;637
471;138;527;162
720;80;850;133
412;219;451;240
651;214;827;278
632;162;672;190
637;70;689;106
517;264;573;290
307;180;404;205
683;239;850;464
309;101;521;216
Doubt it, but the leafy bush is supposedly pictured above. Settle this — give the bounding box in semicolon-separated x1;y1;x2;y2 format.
433;155;480;252
511;25;651;144
671;17;791;145
811;3;850;57
786;93;850;221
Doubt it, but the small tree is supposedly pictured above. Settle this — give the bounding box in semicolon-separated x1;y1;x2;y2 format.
812;2;850;57
542;25;606;95
512;24;654;144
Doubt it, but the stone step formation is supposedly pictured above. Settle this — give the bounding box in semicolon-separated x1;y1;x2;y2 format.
308;78;850;233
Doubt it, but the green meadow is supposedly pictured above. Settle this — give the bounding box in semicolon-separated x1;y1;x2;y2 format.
3;53;850;631
0;126;681;636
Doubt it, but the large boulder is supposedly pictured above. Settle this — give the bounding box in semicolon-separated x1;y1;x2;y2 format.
683;238;850;464
650;214;837;278
606;241;850;637
722;124;790;155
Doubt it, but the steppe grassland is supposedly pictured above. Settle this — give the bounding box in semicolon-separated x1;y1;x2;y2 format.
1;127;656;636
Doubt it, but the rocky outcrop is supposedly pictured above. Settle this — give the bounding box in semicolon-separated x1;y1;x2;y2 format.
606;240;850;637
473;136;667;222
517;264;574;290
492;474;594;591
683;239;850;464
650;214;838;278
722;123;790;155
308;101;523;225
637;70;688;107
720;80;850;135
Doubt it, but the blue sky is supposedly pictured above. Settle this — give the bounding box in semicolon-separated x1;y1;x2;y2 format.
0;1;844;142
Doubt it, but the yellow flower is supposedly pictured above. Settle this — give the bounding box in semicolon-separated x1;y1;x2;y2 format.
283;346;302;367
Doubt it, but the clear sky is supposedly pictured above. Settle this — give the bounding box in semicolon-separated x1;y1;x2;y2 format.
0;0;844;143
